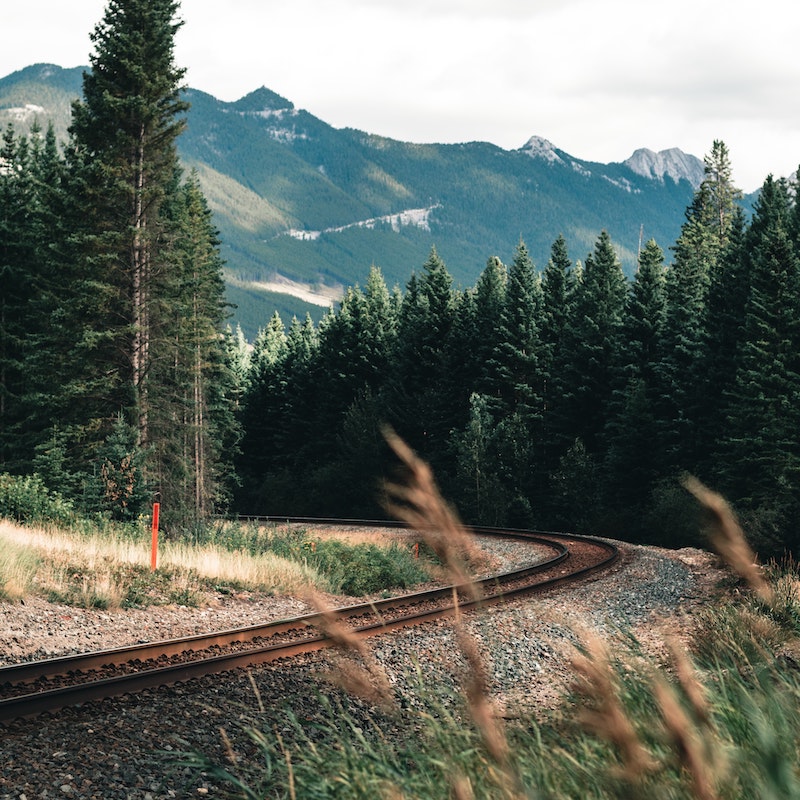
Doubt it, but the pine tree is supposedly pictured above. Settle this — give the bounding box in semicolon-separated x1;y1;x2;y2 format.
603;239;667;511
489;243;542;418
694;206;748;473
0;126;36;469
538;234;576;476
149;171;235;521
301;266;397;500
279;314;319;448
657;141;743;472
715;176;800;546
540;234;573;355
558;230;627;454
237;312;288;508
384;248;457;469
0;123;71;473
67;0;189;498
483;241;544;513
452;393;510;524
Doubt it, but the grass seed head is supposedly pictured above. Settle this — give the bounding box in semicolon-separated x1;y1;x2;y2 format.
683;477;773;604
382;428;482;600
572;634;655;779
653;678;720;800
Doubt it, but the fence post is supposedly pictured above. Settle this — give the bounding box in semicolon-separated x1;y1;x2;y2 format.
150;502;160;571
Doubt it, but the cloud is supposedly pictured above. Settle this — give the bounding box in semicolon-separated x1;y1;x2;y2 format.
2;0;798;190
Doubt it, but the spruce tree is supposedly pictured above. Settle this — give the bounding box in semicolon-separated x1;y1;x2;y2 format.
694;206;748;474
538;234;576;477
489;242;542;417
384;248;457;470
715;176;800;549
603;239;667;512
299;267;396;504
0;126;36;469
558;230;627;455
703;140;743;248
487;241;544;514
150;171;235;520
657;141;742;473
456;255;508;412
67;0;190;506
237;312;288;508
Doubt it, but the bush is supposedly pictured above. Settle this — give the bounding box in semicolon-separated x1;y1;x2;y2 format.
0;473;75;526
185;521;432;597
311;539;429;596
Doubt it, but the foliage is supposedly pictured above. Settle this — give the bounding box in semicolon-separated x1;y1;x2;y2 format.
0;473;75;526
233;140;800;559
0;4;236;524
193;521;430;596
0;517;435;608
2;47;798;565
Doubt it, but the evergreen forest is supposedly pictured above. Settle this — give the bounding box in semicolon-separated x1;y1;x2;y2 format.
2;1;800;559
236;141;800;559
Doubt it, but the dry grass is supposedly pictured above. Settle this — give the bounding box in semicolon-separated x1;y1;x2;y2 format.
571;633;656;782
298;431;525;799
0;536;40;600
195;445;800;799
683;476;773;603
0;519;322;607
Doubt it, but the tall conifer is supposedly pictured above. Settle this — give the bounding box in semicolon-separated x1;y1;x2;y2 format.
716;176;800;536
68;0;189;502
559;230;627;454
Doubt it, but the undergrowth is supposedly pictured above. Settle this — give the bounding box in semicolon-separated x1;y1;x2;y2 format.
185;438;800;800
0;516;433;607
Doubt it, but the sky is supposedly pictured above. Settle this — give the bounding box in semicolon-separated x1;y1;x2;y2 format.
3;0;799;192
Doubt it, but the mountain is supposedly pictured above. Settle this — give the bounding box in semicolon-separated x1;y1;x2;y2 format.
623;147;706;187
2;63;715;338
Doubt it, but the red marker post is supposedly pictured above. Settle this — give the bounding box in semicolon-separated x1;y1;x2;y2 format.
150;502;160;571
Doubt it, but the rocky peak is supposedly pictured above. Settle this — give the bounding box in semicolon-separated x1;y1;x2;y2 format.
624;147;705;189
520;135;564;165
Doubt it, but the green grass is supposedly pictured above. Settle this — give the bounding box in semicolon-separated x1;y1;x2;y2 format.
0;518;434;608
184;468;800;799
186;561;800;800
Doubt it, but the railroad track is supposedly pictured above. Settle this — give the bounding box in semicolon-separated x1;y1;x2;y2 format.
0;519;618;723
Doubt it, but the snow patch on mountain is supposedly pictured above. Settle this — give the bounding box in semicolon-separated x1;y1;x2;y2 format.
241;107;299;121
266;127;308;143
603;175;641;194
233;274;343;307
284;204;440;241
5;104;45;121
521;136;565;165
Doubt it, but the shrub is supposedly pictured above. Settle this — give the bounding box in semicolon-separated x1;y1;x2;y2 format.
0;473;75;526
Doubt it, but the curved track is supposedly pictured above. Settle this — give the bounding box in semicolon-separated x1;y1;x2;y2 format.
0;519;618;722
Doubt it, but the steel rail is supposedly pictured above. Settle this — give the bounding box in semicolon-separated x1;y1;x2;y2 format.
0;522;618;722
0;528;566;686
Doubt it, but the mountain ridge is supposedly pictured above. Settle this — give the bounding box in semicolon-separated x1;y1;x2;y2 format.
1;63;721;337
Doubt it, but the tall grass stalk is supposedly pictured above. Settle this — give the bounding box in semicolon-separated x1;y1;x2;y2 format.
0;537;40;599
194;443;800;799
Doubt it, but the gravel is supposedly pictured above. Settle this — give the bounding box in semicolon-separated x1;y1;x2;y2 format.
0;537;725;799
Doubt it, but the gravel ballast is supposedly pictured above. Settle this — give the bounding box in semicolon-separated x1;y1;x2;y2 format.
0;537;724;799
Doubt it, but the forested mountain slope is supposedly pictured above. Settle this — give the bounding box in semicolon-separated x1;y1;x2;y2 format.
1;62;746;336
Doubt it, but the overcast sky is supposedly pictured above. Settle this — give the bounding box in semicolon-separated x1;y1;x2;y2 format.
3;0;798;192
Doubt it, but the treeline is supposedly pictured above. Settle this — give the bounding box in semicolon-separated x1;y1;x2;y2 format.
2;1;799;556
237;141;800;557
0;0;238;528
